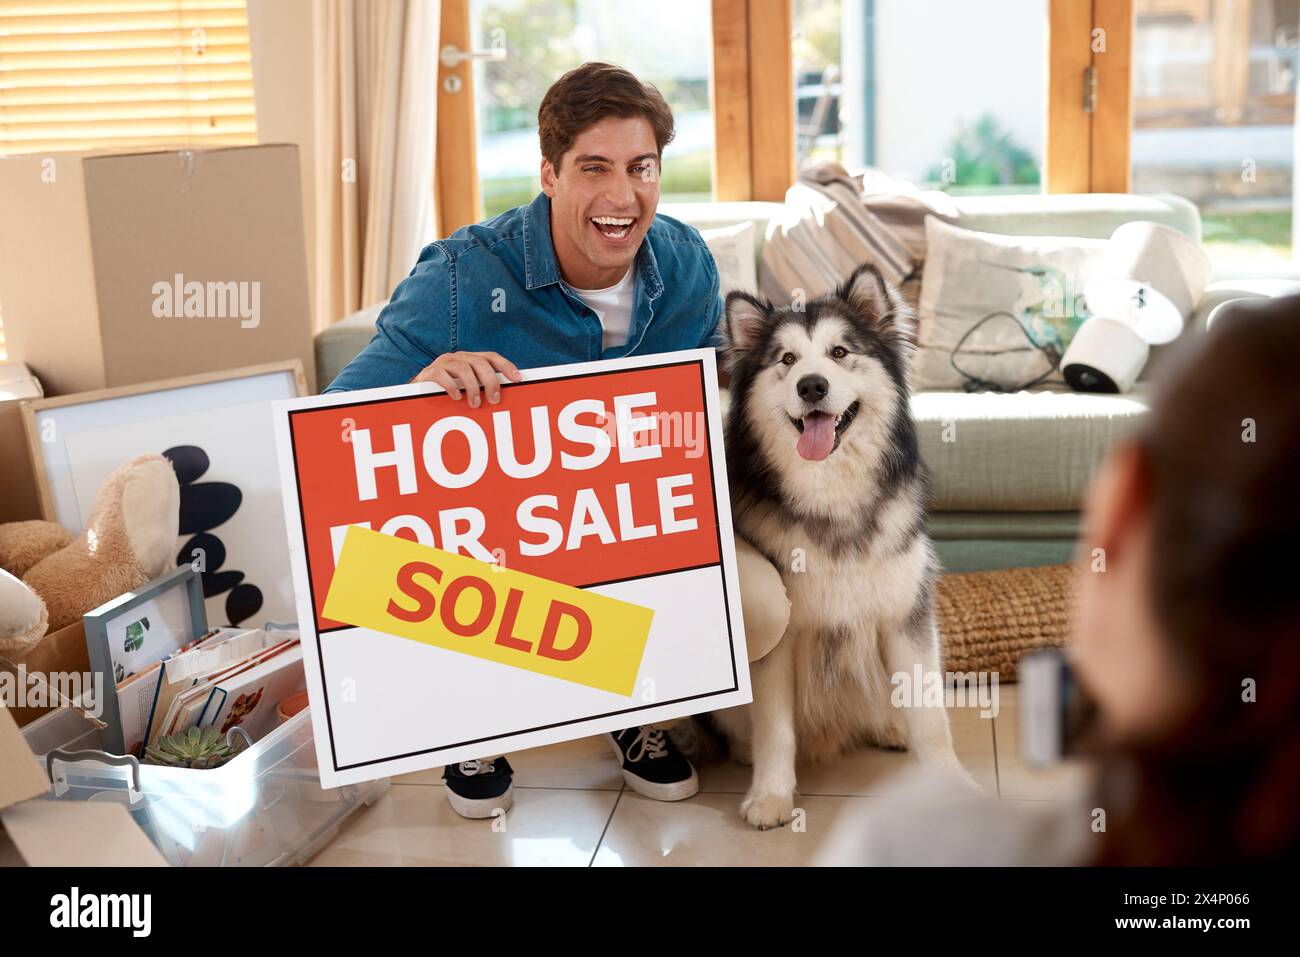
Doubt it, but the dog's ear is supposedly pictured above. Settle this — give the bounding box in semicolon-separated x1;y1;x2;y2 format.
723;291;772;354
840;262;917;357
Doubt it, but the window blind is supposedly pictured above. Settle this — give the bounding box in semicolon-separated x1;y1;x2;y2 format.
0;0;258;155
0;0;259;356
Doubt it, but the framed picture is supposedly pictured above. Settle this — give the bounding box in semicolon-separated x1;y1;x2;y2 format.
21;361;305;628
84;565;208;755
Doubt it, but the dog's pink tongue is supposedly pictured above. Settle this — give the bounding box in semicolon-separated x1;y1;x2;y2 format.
797;412;836;461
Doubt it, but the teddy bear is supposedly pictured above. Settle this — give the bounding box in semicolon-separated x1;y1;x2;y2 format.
0;454;180;661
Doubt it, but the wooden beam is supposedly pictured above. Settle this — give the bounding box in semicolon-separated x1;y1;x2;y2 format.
1045;0;1093;193
746;0;795;201
1091;0;1133;192
710;0;753;201
710;0;794;202
435;0;481;236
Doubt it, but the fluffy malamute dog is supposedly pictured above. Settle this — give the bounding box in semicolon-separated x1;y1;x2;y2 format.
709;263;970;829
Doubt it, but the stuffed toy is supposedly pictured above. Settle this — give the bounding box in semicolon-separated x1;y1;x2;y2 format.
0;454;180;660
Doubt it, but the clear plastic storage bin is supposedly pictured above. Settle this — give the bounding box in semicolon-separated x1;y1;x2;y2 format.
21;704;388;866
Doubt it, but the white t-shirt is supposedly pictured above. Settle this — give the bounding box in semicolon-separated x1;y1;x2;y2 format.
570;267;635;351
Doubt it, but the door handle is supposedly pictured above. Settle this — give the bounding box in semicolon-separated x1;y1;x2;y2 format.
440;44;507;69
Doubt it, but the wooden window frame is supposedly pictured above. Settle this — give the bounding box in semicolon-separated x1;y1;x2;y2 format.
435;0;798;225
717;0;1137;200
435;0;481;237
437;0;1135;227
1046;0;1135;193
711;0;796;202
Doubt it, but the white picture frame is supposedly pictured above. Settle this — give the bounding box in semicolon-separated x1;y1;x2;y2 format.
21;361;306;629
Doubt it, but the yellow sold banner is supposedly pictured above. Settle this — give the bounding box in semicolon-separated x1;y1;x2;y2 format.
323;526;654;696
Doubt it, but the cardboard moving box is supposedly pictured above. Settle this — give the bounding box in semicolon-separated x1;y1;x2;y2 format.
0;619;92;727
0;144;315;396
0;704;165;866
0;361;43;523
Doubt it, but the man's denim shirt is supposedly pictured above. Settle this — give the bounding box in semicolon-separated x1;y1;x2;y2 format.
325;192;723;392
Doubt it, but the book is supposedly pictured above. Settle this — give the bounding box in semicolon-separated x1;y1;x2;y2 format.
141;628;279;750
196;644;305;741
154;639;300;743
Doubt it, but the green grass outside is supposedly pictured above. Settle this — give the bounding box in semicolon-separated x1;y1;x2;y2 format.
1201;209;1291;252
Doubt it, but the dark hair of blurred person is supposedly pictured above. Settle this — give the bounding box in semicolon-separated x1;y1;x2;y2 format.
1072;295;1300;866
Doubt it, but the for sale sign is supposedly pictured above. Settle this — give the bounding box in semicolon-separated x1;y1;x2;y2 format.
273;350;751;786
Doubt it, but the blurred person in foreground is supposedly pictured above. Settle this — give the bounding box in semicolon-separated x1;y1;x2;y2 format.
817;294;1300;866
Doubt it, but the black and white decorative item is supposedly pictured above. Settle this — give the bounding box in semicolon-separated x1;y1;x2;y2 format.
21;362;305;627
1063;222;1211;393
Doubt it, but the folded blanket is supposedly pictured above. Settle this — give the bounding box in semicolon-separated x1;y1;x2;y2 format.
759;159;959;309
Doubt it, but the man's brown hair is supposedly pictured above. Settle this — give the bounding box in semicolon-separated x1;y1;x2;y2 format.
537;62;675;170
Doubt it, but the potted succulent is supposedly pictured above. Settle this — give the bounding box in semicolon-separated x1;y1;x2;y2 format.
144;726;243;770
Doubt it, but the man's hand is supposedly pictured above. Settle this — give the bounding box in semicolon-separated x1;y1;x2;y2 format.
412;351;523;407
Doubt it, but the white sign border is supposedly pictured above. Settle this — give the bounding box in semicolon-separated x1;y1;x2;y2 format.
273;348;751;787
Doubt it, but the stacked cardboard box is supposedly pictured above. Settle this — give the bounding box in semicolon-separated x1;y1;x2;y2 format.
0;144;316;738
0;143;315;396
0;704;165;866
0;362;42;524
0;143;315;523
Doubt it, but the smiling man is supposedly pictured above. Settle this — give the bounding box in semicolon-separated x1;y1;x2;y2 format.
327;62;723;819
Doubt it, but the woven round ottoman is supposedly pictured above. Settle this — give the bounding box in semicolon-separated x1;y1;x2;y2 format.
936;563;1078;681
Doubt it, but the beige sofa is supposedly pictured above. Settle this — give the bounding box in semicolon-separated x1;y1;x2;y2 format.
315;192;1300;572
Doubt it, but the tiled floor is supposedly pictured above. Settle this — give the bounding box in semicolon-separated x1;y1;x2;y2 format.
308;684;1093;866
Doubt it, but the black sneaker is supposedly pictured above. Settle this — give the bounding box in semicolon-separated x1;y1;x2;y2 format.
607;726;699;801
442;757;513;819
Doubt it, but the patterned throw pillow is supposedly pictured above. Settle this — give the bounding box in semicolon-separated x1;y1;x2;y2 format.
699;221;758;297
916;217;1107;392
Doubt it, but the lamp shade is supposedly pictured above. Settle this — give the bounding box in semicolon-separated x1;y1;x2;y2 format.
1082;221;1211;345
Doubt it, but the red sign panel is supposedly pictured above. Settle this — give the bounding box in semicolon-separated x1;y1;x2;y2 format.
287;360;721;631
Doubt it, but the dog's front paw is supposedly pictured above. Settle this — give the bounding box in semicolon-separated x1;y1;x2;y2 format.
740;791;795;830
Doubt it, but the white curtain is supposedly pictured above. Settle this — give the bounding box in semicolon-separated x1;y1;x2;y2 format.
314;0;440;332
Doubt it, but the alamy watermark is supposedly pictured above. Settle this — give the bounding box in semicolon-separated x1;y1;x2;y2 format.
151;272;260;328
0;666;103;717
890;665;1000;719
50;887;150;937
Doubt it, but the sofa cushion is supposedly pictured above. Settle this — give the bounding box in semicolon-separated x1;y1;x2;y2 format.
663;194;1201;266
699;221;758;296
913;385;1150;511
719;384;1146;512
954;192;1201;242
315;302;385;390
658;201;784;260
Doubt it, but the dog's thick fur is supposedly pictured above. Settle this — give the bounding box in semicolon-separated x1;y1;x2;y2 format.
700;264;970;829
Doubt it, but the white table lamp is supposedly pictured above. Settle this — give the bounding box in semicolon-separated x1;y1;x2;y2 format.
1064;222;1211;392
